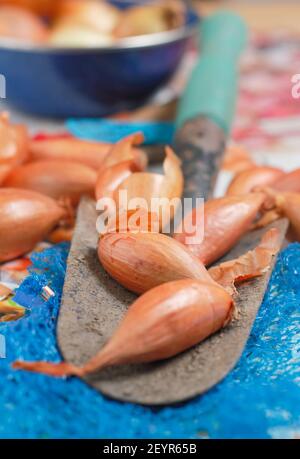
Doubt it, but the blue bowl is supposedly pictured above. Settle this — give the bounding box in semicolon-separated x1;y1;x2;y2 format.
0;6;198;118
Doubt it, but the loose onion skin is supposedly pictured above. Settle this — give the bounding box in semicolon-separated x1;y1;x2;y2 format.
0;164;13;186
13;280;233;377
3;160;97;205
174;193;267;266
222;144;255;173
98;231;215;294
209;228;280;290
0;188;66;262
226;166;284;196
56;0;120;34
1;1;57;17
114;1;185;38
29;137;111;170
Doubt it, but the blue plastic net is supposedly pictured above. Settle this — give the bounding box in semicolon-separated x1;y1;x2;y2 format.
0;242;300;439
67;119;175;145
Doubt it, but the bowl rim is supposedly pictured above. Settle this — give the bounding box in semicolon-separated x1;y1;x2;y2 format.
0;9;199;54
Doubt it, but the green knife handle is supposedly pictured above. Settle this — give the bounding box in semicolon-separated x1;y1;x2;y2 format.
174;11;247;201
176;11;248;134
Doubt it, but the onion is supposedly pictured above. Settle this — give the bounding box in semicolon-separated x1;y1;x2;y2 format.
98;231;214;294
99;133;148;173
174;193;267;266
29;137;111;170
0;5;48;43
95;159;140;201
115;146;183;229
273;168;300;193
114;1;185;38
56;0;120;34
0;112;29;168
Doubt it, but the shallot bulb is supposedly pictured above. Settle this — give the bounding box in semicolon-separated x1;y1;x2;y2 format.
174;192;267;266
222;144;255;173
56;0;120;34
272;168;300;193
0;5;48;43
49;21;114;47
29;137;111;170
3;160;97;205
0;188;66;262
98;231;215;294
115;146;183;229
13;279;233;377
0;112;29;171
226;166;284;196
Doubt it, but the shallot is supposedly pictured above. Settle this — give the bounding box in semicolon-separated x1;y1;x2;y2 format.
13;279;233;377
0;188;66;262
273;168;300;193
0;112;29;169
3;160;97;205
115;146;183;228
209;228;280;291
98;231;215;294
174;192;267;265
29;137;111;170
226;166;284;196
95;158;141;201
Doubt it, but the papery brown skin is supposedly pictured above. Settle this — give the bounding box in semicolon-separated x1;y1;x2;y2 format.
95;159;141;201
98;231;216;294
3;160;97;205
174;193;267;266
0;112;29;168
29;137;112;170
99;133;147;173
56;0;120;34
0;5;49;43
101;208;160;236
13;279;233;377
2;1;58;17
209;227;280;290
115;146;183;229
226;166;284;196
272;168;300;193
0;188;66;262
